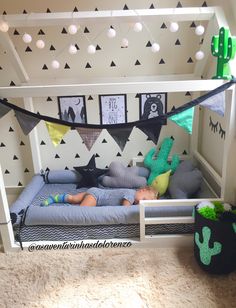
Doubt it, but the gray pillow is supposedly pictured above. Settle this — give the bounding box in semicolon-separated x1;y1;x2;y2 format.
168;160;203;199
101;161;149;188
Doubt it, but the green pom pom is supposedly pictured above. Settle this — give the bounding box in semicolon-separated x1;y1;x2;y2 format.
212;201;224;214
198;207;218;221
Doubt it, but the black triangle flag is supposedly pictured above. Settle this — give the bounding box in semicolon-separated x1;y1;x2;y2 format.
15;111;41;135
136;121;163;144
0;102;11;119
107;127;133;151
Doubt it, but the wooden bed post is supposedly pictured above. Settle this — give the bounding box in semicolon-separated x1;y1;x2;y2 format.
0;163;16;252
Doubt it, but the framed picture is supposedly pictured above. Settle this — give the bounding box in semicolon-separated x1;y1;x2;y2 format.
58;95;87;123
139;92;167;122
99;94;127;125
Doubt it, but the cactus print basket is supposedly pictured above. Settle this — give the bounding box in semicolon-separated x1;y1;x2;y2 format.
194;206;236;274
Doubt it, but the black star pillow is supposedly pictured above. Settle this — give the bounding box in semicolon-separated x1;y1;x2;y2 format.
74;155;107;188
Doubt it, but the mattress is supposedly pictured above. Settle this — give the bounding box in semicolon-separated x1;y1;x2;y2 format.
9;170;211;242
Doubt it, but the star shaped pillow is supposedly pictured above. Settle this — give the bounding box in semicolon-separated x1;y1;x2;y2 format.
74;155;107;188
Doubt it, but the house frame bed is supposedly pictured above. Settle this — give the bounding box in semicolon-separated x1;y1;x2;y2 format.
0;6;236;252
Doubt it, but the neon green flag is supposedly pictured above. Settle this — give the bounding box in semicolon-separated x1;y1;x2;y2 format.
169;107;194;134
45;122;70;146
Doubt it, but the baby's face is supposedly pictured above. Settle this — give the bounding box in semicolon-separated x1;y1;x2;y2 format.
135;188;156;202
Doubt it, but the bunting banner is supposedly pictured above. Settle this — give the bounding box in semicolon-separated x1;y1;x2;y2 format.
0;102;11;119
45;122;70;147
0;78;235;148
200;91;225;116
76;127;102;151
107;127;133;151
15;111;41;135
169;107;195;134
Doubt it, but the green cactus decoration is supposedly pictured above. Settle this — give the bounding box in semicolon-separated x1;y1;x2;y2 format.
195;226;222;265
211;27;236;80
144;137;180;185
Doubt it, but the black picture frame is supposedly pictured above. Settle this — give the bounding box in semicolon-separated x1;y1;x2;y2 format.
99;94;127;125
139;92;167;123
58;95;87;124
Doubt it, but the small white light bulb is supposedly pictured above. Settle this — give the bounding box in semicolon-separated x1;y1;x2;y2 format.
107;28;116;38
169;22;179;32
22;33;32;43
195;25;205;36
51;60;60;69
68;24;78;35
87;44;96;54
121;38;129;48
151;43;160;53
195;50;205;60
133;22;143;32
0;20;9;32
68;44;77;54
36;39;45;49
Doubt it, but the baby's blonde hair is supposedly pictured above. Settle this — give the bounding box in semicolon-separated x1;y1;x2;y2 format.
140;186;159;199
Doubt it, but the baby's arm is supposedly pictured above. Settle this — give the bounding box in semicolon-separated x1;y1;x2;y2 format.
121;199;132;206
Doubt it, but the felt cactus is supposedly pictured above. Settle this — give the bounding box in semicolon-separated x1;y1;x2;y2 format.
195;226;222;266
144;137;180;185
211;27;236;80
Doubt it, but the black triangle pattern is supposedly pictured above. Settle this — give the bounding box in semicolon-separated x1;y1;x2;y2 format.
135;60;141;65
146;41;152;47
5;170;10;174
10;81;16;86
50;45;56;51
182;150;188;155
149;4;155;9
40;141;46;145
95;8;98;11
102;139;107;143
46;8;51;13
18;182;23;186
137;152;143;156
176;2;182;8
116;152;122;157
9;127;14;132
38;29;45;35
159;59;165;64
110;61;116;67
88;96;93;100
65;166;69;170
95;153;100;157
187;57;193;63
202;1;208;7
3;11;7;15
64;63;70;69
60;139;66;144
61;28;67;34
14;29;20;35
0;67;2;70
47;97;52;101
0;143;6;147
42;64;48;70
190;22;196;28
96;45;101;50
185;91;191;96
23;10;27;14
123;4;129;10
25;46;32;52
55;154;60;158
84;27;90;33
13;155;18;160
85;62;91;68
135;93;140;98
24;168;29;173
175;39;181;45
73;7;78;12
20;141;25;145
161;23;167;29
75;154;80;158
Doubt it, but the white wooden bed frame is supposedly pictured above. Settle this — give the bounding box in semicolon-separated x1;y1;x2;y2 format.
0;6;236;252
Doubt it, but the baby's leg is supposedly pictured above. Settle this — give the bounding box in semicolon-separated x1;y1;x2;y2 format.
67;192;86;204
80;194;97;206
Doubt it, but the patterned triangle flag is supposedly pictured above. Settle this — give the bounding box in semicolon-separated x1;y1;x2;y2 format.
0;102;11;119
45;122;70;147
169;107;194;134
76;127;102;150
136;122;163;144
107;127;133;151
200;92;225;116
15;111;41;135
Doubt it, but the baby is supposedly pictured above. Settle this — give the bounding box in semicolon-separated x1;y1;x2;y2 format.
41;186;158;207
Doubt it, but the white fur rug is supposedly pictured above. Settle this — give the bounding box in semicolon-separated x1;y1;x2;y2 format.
0;247;236;308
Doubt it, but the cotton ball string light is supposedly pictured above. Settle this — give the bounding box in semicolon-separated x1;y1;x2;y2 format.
68;44;77;54
169;22;179;32
195;50;205;60
133;22;143;32
121;38;129;48
22;33;32;43
151;43;160;53
0;20;9;32
68;24;78;35
87;44;96;54
51;60;60;69
36;39;45;49
195;25;205;36
107;27;116;38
